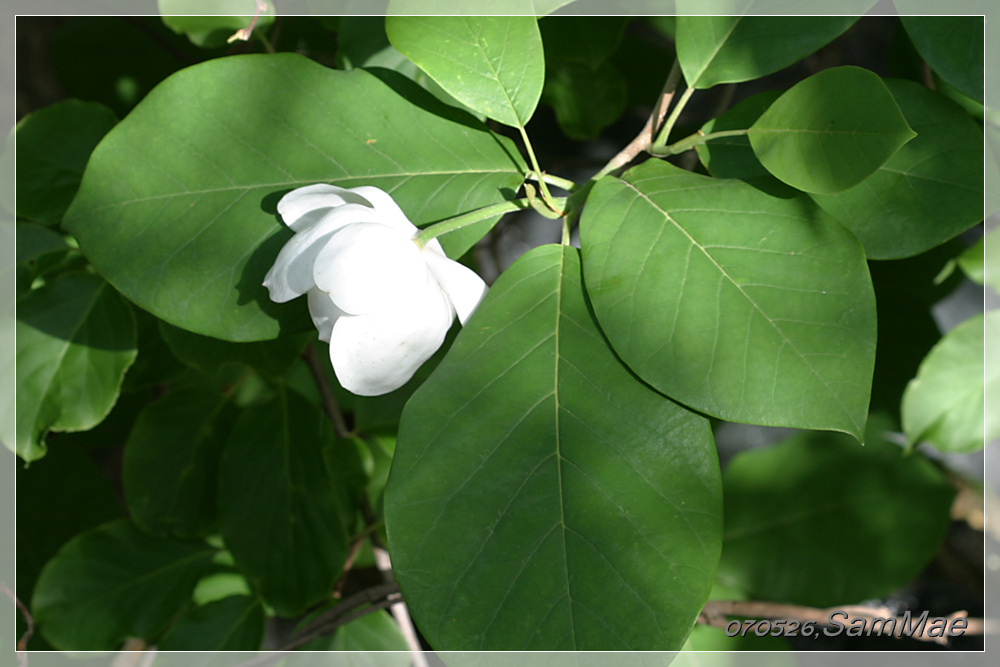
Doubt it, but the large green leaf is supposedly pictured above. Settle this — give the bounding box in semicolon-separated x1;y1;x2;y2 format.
902;312;992;453
386;15;544;127
157;595;265;650
700;80;984;259
809;79;984;259
32;519;217;650
217;387;351;617
385;245;721;650
64;54;526;342
676;16;858;89
900;16;984;104
123;384;237;538
15;100;117;226
716;419;955;606
159;321;310;377
748;66;916;194
580;160;875;439
15;272;137;462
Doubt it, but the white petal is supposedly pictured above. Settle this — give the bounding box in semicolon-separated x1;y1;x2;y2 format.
313;223;430;314
328;288;453;396
278;184;376;233
344;186;419;237
307;287;345;343
421;247;488;325
263;204;379;302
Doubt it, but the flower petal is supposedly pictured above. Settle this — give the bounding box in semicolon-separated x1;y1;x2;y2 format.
263;204;379;302
422;247;488;325
328;287;453;396
278;183;377;232
307;287;345;343
313;222;430;314
344;186;419;237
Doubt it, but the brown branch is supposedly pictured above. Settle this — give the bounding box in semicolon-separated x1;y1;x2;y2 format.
595;59;682;179
302;342;351;438
233;582;402;667
2;581;34;661
700;599;992;646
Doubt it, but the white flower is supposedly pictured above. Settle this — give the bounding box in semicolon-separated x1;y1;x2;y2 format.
263;184;487;396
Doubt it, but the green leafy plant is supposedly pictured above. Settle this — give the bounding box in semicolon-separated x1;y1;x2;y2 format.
10;9;989;654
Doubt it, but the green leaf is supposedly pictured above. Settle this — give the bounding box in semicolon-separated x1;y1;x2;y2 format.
900;16;984;104
902;312;991;453
159;0;275;48
302;609;410;654
15;222;72;295
15;272;138;462
580;160;876;439
32;519;217;650
957;234;985;286
386;15;544;127
64;54;526;342
158;595;265;650
15;100;117;226
123;384;237;538
695;90;793;197
676;16;858;90
385;245;721;650
748;66;916;194
542;60;628;140
809;79;984;259
217;387;350;616
16;443;124;648
159;321;310;377
716;418;955;606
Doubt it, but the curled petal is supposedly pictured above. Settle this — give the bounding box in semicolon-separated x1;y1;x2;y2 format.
422;247;488;325
313;223;430;314
342;186;419;237
328;287;454;396
306;287;345;343
278;183;377;232
263;204;379;302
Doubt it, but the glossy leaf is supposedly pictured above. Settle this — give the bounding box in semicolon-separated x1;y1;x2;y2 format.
716;419;955;606
386;245;721;650
902;312;991;453
16;443;124;649
64;55;526;342
748;66;916;194
386;15;544;127
158;595;265;650
580;160;875;439
702;80;984;259
901;16;984;104
676;16;858;89
810;79;984;259
15;100;117;226
15;272;137;462
123;384;236;538
159;0;275;48
32;519;217;650
159;321;310;377
217;387;350;617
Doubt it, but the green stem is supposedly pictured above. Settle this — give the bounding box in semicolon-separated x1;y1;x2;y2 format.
652;85;696;149
413;199;528;247
528;171;577;193
650;128;751;157
518;126;563;213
